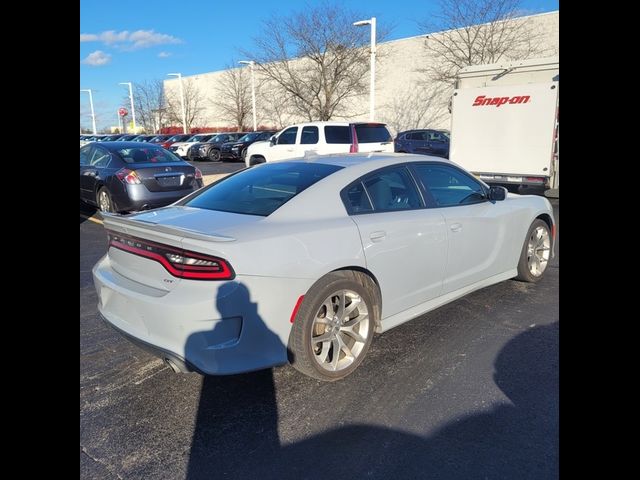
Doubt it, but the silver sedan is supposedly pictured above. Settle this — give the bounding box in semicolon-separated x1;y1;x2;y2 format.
93;153;555;381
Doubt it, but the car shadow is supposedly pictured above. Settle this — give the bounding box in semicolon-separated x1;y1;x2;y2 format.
186;281;558;479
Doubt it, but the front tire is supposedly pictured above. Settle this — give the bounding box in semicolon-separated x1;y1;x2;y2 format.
515;219;551;282
96;187;115;213
209;149;221;162
288;271;379;381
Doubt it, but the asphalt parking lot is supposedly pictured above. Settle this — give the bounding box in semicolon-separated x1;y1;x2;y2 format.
80;187;559;479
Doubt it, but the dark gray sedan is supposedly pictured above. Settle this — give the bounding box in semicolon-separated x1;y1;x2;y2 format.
80;141;204;213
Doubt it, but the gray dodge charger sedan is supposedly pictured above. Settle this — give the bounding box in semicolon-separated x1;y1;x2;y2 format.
93;153;555;381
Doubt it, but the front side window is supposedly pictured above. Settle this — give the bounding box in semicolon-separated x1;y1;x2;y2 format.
361;166;422;212
413;164;486;207
183;162;342;216
277;127;298;145
300;126;319;144
80;145;93;165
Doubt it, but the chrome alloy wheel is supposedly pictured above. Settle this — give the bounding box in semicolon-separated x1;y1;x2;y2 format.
98;190;111;212
527;225;551;277
311;289;370;372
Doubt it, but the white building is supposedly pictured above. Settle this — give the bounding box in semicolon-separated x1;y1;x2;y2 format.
164;10;558;134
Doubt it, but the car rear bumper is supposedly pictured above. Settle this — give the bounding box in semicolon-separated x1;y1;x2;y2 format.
114;182;202;211
92;254;313;375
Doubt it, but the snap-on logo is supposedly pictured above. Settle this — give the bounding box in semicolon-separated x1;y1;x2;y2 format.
472;95;530;107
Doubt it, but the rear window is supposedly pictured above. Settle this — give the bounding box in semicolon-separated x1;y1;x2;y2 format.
354;124;392;143
117;147;181;164
324;126;351;144
184;162;342;216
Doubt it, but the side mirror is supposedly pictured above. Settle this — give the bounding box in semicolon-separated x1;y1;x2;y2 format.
270;135;276;146
488;185;507;201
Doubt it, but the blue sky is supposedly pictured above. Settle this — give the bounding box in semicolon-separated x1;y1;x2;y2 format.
80;0;559;130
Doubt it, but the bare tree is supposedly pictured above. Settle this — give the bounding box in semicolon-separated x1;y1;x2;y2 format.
126;80;167;133
420;0;543;86
380;84;450;135
242;2;380;121
165;78;206;131
214;63;252;130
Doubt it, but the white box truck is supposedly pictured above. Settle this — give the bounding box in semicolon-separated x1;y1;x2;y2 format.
449;57;559;197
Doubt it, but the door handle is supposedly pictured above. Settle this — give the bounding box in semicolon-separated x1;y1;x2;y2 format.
370;231;387;242
450;223;462;232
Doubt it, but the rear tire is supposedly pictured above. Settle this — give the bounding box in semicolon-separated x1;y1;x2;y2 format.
96;187;115;213
288;271;379;381
515;219;551;282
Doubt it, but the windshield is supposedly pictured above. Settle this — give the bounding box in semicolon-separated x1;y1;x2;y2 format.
238;132;260;142
184;162;342;216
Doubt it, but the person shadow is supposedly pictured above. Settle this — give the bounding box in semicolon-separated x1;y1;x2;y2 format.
185;282;285;479
186;280;558;480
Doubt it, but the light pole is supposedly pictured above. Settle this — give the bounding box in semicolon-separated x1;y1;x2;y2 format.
239;60;257;131
353;17;377;121
119;82;136;133
167;73;187;134
80;89;97;134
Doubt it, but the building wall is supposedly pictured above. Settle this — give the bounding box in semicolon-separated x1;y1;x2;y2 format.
164;11;558;135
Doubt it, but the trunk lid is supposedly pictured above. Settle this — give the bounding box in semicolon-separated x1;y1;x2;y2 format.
102;207;263;291
134;162;196;192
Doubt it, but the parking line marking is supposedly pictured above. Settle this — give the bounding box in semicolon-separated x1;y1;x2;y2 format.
80;214;103;225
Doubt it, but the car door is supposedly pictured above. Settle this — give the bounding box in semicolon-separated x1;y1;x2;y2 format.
269;126;300;161
346;165;448;320
299;125;319;155
410;163;514;294
80;145;97;200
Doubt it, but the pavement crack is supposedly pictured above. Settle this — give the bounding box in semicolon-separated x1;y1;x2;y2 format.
81;446;123;480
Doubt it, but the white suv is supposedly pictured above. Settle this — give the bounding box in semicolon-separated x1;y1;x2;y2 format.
244;121;393;167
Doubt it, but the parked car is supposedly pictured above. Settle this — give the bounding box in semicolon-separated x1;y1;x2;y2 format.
394;129;450;158
244;122;393;167
170;134;216;159
131;135;159;142
195;132;247;161
149;134;172;144
219;131;277;162
93;153;555;381
117;134;139;141
80;141;203;213
160;134;193;150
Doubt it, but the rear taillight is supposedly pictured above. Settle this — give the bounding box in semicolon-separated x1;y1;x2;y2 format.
524;177;545;184
349;125;359;153
107;230;234;280
116;168;141;185
194;168;203;180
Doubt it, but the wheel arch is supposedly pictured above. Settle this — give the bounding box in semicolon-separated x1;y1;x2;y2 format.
330;266;383;333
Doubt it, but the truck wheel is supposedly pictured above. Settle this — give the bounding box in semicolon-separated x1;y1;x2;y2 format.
288;271;379;381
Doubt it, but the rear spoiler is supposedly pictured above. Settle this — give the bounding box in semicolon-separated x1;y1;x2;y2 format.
102;213;236;243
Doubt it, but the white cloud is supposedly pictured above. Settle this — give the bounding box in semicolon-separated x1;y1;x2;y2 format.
79;30;182;50
158;51;172;58
81;50;112;66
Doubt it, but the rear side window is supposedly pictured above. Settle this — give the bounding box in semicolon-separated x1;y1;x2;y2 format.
300;126;319;144
324;126;351;144
184;162;343;216
362;167;422;212
343;182;373;213
354;124;392;143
